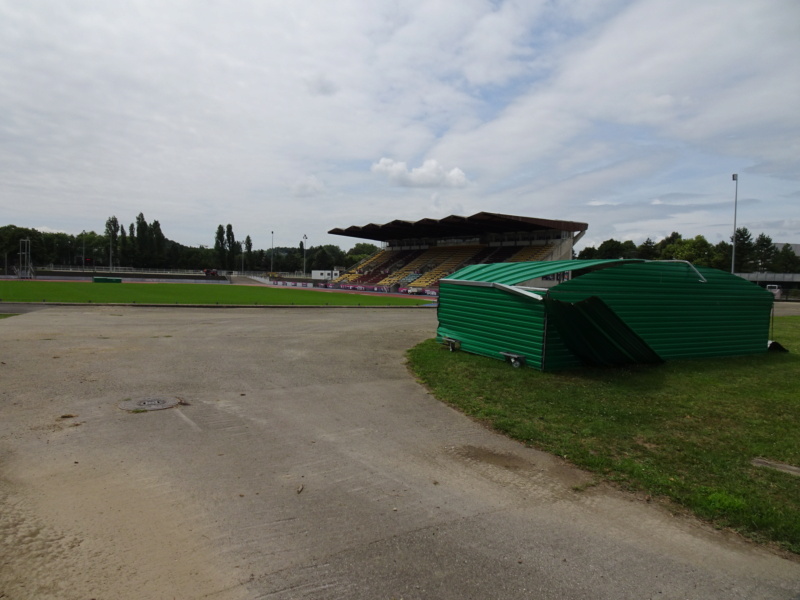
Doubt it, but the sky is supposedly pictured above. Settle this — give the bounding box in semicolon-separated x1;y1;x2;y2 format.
1;0;799;252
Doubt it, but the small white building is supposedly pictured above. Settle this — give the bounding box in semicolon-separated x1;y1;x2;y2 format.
312;269;341;280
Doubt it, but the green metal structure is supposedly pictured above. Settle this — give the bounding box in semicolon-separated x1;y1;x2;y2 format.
436;259;773;371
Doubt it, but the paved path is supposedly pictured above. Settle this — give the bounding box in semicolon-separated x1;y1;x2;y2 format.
0;306;798;599
775;302;800;316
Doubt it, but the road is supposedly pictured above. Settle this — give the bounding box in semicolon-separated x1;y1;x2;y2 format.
0;306;798;599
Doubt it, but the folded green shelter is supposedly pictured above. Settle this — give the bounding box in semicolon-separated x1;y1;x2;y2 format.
436;259;773;371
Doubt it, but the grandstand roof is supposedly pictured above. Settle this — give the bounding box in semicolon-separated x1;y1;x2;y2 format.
329;212;588;243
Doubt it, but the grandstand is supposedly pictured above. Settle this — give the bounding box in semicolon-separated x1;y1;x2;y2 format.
329;212;588;294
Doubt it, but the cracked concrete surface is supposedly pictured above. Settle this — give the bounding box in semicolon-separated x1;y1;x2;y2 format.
0;305;798;599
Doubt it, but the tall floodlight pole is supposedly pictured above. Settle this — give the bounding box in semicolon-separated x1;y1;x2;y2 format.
303;234;308;277
271;231;274;273
731;174;738;274
82;231;86;270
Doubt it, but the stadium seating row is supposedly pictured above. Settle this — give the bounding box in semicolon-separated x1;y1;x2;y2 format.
334;243;555;289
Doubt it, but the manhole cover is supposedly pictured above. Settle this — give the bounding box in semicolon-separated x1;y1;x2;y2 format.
118;396;180;411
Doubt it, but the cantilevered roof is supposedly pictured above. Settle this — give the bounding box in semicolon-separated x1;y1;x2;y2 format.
328;212;588;243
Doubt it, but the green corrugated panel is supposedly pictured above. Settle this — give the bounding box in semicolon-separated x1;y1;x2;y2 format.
542;315;583;371
549;262;772;360
445;259;643;285
545;296;664;367
437;260;772;371
437;282;545;369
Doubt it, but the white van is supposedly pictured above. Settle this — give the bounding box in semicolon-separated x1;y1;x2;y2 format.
766;284;782;299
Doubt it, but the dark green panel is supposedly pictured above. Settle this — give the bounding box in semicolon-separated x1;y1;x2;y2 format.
549;262;772;360
437;260;772;371
437;283;545;369
542;314;584;371
545;296;663;367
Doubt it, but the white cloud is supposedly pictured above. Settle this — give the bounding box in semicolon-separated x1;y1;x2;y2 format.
292;175;325;197
457;1;545;86
34;225;69;234
0;0;798;252
305;75;339;97
371;158;468;188
587;200;621;207
650;195;719;207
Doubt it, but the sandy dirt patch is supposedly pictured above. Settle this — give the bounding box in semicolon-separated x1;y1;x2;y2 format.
1;306;798;599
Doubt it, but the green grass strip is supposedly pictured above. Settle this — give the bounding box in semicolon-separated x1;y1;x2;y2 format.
408;316;800;553
0;280;430;306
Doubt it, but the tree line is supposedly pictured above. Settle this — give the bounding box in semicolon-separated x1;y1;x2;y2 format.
3;217;798;274
0;215;379;273
578;228;800;273
209;222;378;273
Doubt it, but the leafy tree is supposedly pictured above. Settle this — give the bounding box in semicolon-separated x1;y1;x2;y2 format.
9;226;51;265
0;225;37;270
731;227;755;272
709;241;731;271
349;242;379;255
636;238;658;260
178;244;216;270
310;244;346;270
166;240;181;269
346;242;379;267
244;235;253;270
118;226;129;266
214;225;226;269
38;231;75;265
225;224;236;270
151;220;166;267
105;216;120;267
70;230;105;267
770;244;800;273
299;239;306;273
753;233;776;272
271;246;302;272
620;240;638;259
594;239;637;259
8;218;795;278
660;235;713;266
135;213;150;268
1;219;261;272
265;247;275;271
656;232;682;257
233;241;243;271
254;249;265;270
75;229;95;267
127;223;136;266
311;246;329;270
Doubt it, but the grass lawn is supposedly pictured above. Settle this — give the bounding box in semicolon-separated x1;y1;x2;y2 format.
0;280;430;306
408;315;800;554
